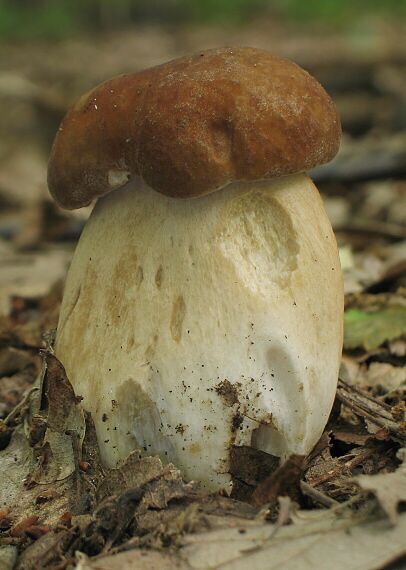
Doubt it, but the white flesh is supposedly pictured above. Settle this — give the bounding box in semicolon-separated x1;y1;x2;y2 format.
55;173;343;491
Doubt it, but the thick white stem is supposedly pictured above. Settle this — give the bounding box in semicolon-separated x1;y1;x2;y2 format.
55;173;343;491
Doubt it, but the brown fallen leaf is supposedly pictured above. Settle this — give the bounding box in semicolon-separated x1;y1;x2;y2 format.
250;454;305;510
229;445;280;502
77;488;145;556
27;353;86;486
0;353;99;533
14;527;78;570
331;429;371;447
97;451;193;504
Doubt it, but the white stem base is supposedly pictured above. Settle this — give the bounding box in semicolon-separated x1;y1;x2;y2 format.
55;173;343;491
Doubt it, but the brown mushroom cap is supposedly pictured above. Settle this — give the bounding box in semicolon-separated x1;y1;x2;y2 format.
48;46;341;210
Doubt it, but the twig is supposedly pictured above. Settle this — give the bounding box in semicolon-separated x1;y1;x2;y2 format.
309;445;379;488
336;378;406;442
300;481;339;508
339;377;394;409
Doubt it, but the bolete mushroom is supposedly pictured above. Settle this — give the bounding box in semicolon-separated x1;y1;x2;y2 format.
48;47;343;491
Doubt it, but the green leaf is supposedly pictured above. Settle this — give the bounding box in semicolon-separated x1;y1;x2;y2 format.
344;305;406;351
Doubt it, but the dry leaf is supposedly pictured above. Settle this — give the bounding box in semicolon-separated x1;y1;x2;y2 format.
75;549;190;570
28;353;86;485
74;511;406;569
352;448;406;525
180;511;406;569
0;353;94;530
14;528;77;570
341;355;406;395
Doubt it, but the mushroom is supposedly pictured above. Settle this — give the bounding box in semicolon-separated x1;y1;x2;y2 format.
48;47;343;491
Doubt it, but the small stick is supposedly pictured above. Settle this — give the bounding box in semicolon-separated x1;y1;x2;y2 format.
300;481;339;508
309;446;378;488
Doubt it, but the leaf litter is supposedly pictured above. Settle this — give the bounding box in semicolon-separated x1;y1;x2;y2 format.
0;25;405;570
0;294;405;569
0;225;405;569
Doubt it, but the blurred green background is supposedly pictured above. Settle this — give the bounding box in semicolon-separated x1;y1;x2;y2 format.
0;0;404;242
0;0;404;40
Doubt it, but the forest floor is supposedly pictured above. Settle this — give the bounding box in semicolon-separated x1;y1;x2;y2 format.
0;21;405;569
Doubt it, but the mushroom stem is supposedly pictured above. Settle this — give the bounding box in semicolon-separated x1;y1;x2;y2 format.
55;172;343;491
